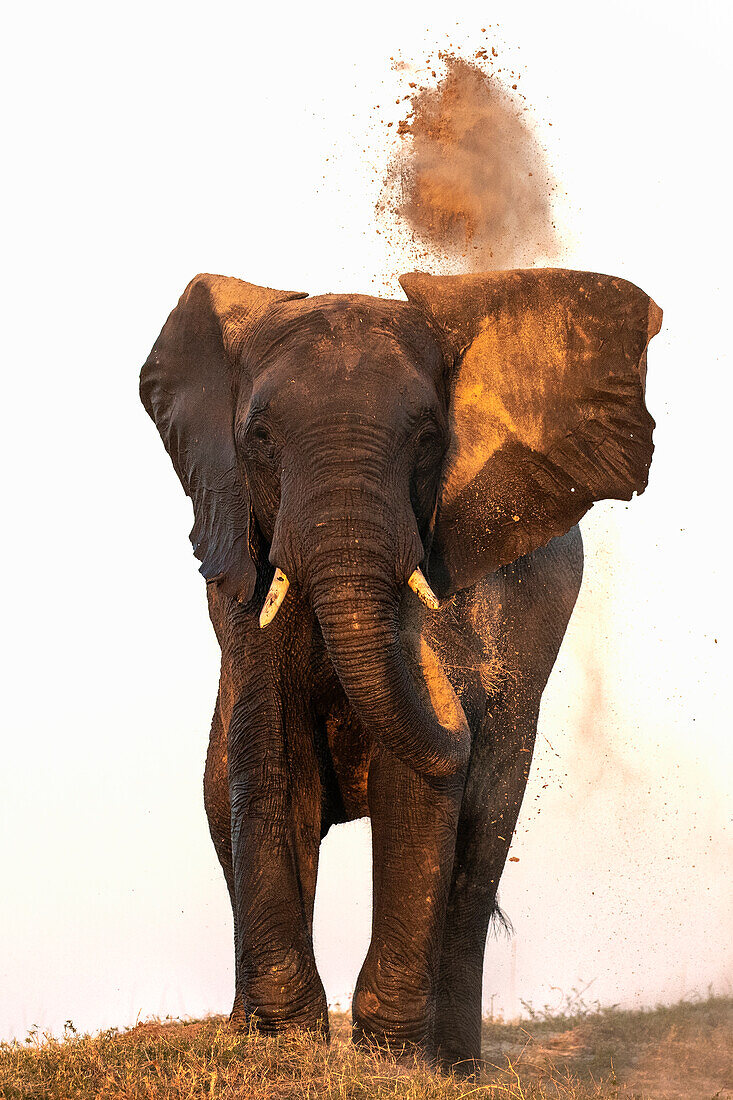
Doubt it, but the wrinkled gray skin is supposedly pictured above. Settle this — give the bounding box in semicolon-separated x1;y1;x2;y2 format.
203;527;581;1069
141;272;656;1071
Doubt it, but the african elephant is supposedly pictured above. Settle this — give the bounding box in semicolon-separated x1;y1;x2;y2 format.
140;268;661;1068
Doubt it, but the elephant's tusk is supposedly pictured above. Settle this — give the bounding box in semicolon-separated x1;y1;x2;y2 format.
259;568;290;628
407;567;440;611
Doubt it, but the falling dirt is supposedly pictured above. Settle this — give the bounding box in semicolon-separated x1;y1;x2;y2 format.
379;52;559;271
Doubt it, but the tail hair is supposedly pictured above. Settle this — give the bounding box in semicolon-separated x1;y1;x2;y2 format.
488;897;513;938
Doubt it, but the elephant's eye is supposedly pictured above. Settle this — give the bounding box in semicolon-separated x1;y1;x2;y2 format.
414;419;446;467
251;425;271;445
243;418;278;465
410;419;445;531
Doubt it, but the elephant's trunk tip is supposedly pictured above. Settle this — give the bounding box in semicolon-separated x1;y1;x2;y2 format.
260;568;290;628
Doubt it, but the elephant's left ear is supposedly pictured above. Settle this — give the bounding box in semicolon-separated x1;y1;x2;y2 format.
400;268;662;598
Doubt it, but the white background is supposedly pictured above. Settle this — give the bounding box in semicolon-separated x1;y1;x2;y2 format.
1;0;730;1040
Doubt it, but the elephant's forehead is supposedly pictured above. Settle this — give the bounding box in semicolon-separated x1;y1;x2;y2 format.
252;342;437;418
246;294;443;379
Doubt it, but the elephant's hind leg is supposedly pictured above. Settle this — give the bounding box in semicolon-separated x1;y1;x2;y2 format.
203;695;246;1025
435;528;584;1071
434;688;540;1071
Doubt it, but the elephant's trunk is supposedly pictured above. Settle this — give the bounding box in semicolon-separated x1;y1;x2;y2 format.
310;570;470;779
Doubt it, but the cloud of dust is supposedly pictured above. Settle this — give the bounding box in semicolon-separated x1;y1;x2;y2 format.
574;647;644;798
379;53;560;270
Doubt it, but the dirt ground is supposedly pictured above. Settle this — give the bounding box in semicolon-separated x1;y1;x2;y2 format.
2;996;730;1099
479;996;733;1098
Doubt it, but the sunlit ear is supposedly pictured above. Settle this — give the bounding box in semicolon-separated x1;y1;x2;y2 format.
140;274;307;601
400;268;662;598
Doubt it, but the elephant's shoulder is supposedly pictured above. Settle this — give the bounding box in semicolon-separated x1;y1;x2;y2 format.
426;525;584;697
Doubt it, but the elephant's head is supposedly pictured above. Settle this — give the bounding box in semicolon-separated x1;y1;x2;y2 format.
140;270;661;778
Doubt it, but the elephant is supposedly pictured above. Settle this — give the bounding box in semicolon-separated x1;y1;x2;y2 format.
140;267;661;1068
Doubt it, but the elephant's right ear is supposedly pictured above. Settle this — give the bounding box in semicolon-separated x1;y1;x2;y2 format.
140;274;307;602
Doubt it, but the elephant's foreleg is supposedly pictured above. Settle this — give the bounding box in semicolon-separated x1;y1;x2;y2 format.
227;678;327;1036
352;743;464;1057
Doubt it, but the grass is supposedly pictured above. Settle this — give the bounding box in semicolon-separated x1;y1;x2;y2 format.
0;996;730;1099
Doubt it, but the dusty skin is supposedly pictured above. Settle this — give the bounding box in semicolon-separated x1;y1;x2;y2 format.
140;267;661;1069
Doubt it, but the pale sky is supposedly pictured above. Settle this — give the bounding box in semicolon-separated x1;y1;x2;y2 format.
1;0;731;1041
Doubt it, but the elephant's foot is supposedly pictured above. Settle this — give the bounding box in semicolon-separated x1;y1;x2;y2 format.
434;988;483;1074
241;1004;329;1039
234;964;329;1039
435;1044;483;1078
351;982;434;1060
230;1006;329;1039
228;991;248;1030
227;984;329;1038
434;992;483;1072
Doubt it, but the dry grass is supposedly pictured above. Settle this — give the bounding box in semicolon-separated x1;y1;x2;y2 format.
1;997;730;1099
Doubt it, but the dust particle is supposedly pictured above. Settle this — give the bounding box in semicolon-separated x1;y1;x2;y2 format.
381;54;559;270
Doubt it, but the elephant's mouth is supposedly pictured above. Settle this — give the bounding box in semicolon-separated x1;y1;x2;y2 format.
258;562;470;779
